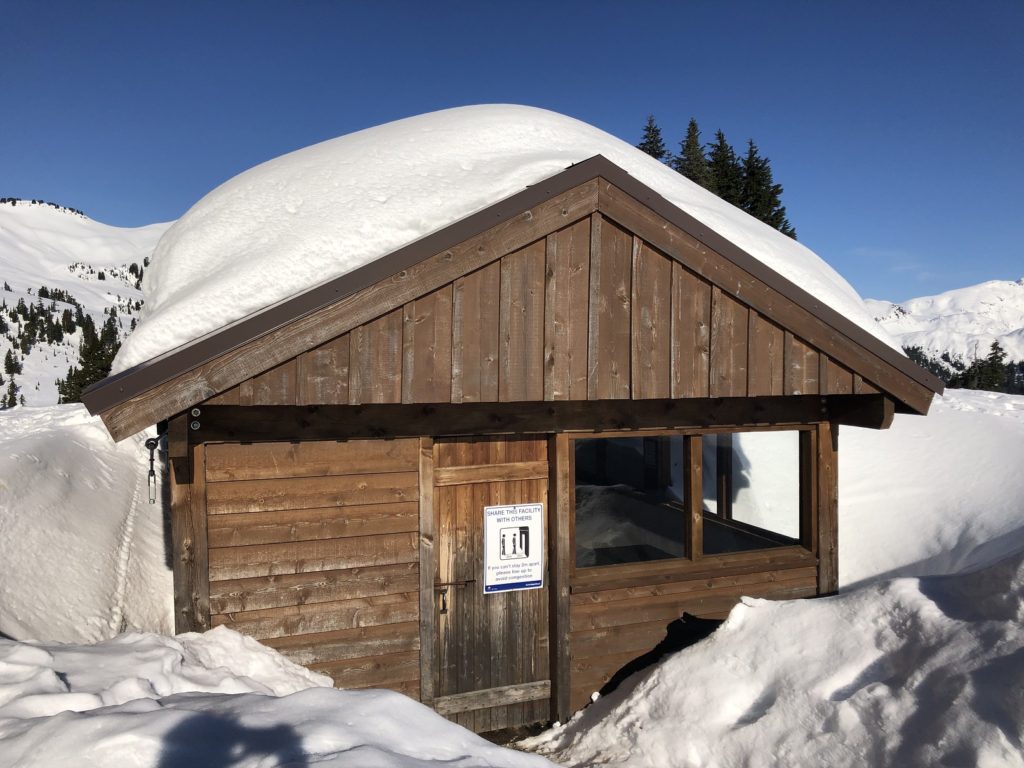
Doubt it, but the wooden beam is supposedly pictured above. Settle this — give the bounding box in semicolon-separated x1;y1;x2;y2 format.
171;441;210;633
827;394;895;429
432;680;552;716
817;421;839;595
549;434;571;723
418;437;436;706
686;435;703;560
193;397;839;444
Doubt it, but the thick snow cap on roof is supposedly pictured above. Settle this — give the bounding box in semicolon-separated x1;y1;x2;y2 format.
113;105;899;373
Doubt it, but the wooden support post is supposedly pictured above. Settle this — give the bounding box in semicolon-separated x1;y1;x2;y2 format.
816;421;839;594
549;433;572;723
799;430;817;553
418;437;436;706
686;435;703;560
170;415;209;633
716;433;733;519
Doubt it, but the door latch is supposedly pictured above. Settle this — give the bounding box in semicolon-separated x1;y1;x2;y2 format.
435;580;476;615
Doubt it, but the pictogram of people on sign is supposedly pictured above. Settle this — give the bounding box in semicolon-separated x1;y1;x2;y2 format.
499;526;530;560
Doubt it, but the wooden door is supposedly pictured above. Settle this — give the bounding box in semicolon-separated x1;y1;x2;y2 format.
432;436;551;732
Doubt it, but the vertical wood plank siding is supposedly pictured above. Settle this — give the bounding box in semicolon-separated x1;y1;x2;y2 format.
543;219;590;401
452;262;501;403
587;215;632;400
206;438;423;697
203;220;866;411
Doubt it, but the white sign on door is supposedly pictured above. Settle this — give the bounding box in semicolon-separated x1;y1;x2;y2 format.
483;502;544;593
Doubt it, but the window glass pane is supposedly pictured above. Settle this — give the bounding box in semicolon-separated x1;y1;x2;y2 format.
702;431;800;555
575;436;687;567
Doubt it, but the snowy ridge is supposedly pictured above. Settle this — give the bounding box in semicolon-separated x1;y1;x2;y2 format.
866;277;1024;362
0;202;169;404
114;105;900;373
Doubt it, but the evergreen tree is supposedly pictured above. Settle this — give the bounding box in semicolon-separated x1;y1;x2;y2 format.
1;378;17;409
903;346;949;381
948;341;1009;392
4;349;20;375
56;313;123;403
740;140;796;238
637;115;669;162
672;118;712;189
706;130;743;206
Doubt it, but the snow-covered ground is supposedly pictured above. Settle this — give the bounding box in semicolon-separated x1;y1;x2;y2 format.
2;389;1023;766
0;627;552;768
867;277;1024;363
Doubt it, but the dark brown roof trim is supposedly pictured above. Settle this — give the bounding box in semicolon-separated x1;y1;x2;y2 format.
83;155;941;416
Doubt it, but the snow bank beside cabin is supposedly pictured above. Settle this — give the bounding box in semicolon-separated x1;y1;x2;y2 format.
0;405;173;642
0;627;554;768
114;105;899;373
840;389;1024;586
525;548;1024;767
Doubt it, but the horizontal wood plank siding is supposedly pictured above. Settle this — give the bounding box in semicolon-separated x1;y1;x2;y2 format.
568;564;818;711
207;438;422;695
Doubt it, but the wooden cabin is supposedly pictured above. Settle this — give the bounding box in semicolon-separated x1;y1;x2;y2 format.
83;154;942;732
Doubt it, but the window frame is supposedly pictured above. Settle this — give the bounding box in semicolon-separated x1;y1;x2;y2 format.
567;426;817;589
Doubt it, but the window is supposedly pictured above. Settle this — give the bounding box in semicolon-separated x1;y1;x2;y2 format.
573;436;687;567
573;430;806;570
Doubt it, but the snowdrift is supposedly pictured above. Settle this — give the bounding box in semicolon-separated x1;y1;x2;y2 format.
525;548;1024;767
0;627;553;768
0;405;172;642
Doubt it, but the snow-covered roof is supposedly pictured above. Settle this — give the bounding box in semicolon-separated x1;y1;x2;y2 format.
112;105;900;374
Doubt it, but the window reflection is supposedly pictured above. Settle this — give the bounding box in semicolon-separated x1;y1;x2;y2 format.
702;432;800;554
574;437;687;567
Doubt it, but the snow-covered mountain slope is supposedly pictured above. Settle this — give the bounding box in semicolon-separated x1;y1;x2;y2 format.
0;200;170;404
866;277;1024;362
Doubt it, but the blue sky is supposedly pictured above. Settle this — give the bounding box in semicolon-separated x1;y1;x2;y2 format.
2;1;1021;302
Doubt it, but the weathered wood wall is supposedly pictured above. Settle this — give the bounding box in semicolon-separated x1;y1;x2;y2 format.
205;215;878;410
203;438;423;697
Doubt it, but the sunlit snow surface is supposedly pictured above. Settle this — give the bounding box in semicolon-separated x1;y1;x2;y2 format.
114;105;900;373
2;390;1023;766
0;627;552;768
